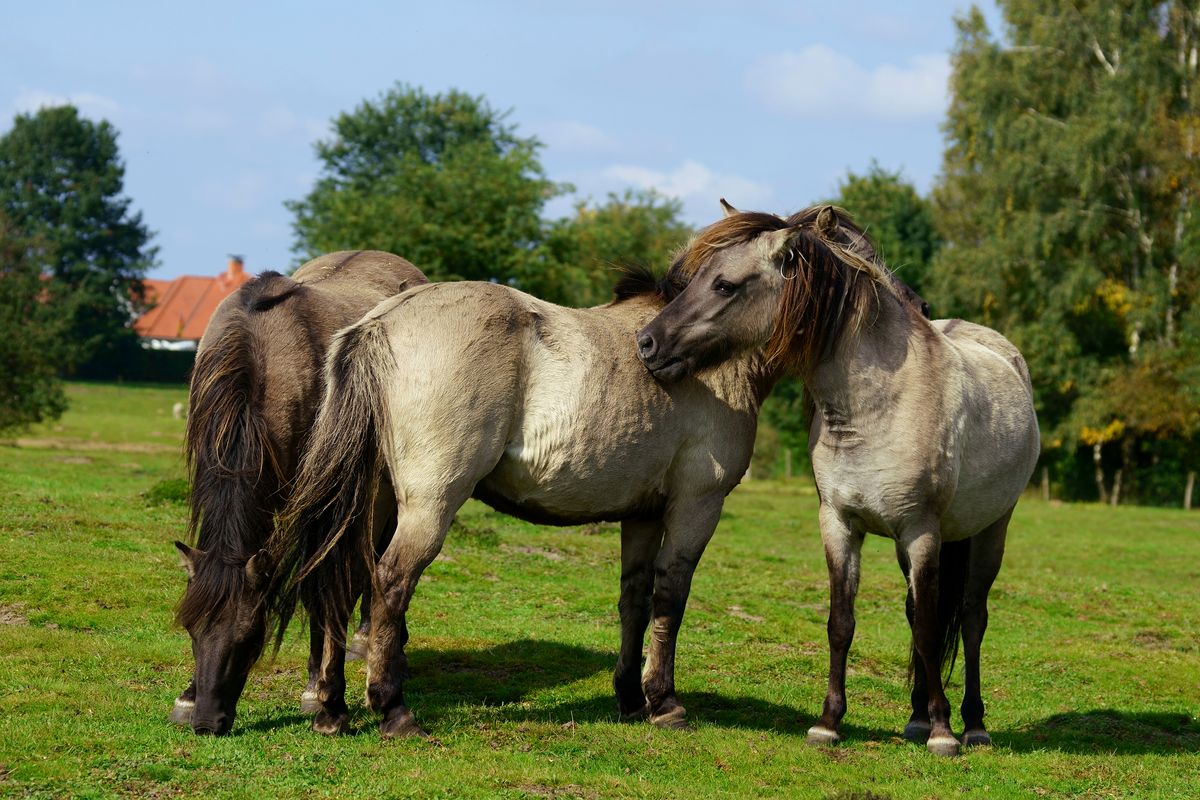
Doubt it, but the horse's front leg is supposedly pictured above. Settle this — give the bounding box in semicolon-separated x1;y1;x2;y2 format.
346;582;371;662
169;678;197;726
806;504;865;747
301;620;323;713
641;494;723;730
613;518;664;718
902;524;959;756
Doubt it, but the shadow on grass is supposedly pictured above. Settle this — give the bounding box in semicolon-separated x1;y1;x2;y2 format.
241;640;1200;754
999;709;1200;754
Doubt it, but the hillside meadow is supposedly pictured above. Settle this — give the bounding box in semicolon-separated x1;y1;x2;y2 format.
0;383;1197;799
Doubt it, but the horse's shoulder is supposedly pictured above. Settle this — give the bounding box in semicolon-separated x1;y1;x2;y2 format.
933;318;1032;392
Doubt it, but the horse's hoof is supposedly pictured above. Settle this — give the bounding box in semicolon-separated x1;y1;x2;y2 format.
345;632;369;662
648;704;688;730
312;710;349;736
961;728;992;748
805;725;841;747
300;690;322;715
902;719;931;743
380;707;428;739
927;734;961;757
619;702;650;722
168;698;194;726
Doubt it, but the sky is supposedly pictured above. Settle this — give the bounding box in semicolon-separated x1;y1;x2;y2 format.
3;1;1002;280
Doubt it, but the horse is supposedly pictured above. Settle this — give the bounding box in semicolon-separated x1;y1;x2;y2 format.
636;204;1040;756
170;250;427;735
266;257;804;739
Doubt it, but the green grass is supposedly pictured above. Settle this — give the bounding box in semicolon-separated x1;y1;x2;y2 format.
1;383;1198;799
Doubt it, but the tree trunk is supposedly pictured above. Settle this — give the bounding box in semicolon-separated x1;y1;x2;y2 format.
1186;471;1195;510
784;448;792;481
1041;466;1051;502
1110;468;1123;507
1093;443;1109;504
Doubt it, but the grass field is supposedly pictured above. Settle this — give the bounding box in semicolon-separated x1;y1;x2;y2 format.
1;383;1198;799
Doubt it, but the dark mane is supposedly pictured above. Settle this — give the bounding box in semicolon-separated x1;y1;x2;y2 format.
671;205;883;376
610;264;690;304
176;274;296;631
611;211;788;304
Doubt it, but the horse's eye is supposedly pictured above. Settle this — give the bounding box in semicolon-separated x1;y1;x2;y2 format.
713;279;737;297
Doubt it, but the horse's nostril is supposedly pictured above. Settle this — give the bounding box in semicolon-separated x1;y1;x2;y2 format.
637;333;656;358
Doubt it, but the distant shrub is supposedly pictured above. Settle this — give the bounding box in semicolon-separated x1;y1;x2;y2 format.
144;478;190;506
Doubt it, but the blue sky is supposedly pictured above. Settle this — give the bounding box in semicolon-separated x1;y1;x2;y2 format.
3;1;1000;280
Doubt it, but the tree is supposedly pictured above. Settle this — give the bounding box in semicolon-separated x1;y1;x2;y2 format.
0;105;156;376
539;190;692;306
288;85;562;289
929;1;1200;504
0;211;67;432
829;163;941;295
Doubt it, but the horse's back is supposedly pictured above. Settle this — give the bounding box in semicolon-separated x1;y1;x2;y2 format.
933;319;1040;537
196;251;428;475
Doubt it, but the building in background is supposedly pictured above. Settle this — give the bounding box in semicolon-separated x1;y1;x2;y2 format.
134;256;252;351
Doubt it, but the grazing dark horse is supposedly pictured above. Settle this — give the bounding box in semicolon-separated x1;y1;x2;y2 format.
171;250;427;735
637;204;1039;756
267;257;809;739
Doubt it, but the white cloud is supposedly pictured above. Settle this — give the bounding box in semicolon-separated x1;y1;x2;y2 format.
537;120;617;154
256;105;328;142
745;45;950;120
603;159;773;214
12;89;120;119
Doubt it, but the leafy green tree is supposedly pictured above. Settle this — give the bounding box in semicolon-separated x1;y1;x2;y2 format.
288;85;562;288
929;1;1200;503
539;190;692;306
830;163;941;295
0;211;67;432
0;105;156;376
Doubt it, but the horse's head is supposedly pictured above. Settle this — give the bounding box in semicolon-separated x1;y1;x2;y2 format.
636;214;794;381
174;541;272;735
638;203;887;380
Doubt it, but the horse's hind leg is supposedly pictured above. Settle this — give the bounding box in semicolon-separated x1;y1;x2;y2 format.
367;489;468;739
807;505;865;747
959;508;1011;748
613;518;664;718
895;543;930;743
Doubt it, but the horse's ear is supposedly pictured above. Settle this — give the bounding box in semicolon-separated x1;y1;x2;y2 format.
175;541;201;578
244;550;270;589
719;198;739;217
815;205;839;238
758;226;804;264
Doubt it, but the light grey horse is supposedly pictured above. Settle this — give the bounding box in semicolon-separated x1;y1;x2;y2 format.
637;204;1040;756
270;272;785;738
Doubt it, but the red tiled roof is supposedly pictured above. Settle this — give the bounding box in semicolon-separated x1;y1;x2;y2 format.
134;260;253;341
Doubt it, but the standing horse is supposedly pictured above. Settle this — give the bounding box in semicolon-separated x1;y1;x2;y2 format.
637;205;1039;756
269;266;791;739
171;250;427;735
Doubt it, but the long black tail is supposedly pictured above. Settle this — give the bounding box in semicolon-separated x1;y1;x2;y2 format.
271;313;395;647
176;275;296;629
907;538;969;684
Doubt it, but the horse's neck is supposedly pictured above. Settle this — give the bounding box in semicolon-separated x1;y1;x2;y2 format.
806;295;925;428
705;352;779;415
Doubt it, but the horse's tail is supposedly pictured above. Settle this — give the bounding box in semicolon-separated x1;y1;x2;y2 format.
271;311;395;647
907;538;969;685
178;272;299;629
